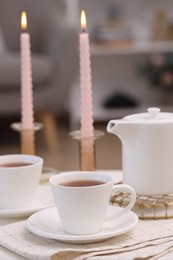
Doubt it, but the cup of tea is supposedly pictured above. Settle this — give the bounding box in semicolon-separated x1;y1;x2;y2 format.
49;171;136;235
0;154;43;209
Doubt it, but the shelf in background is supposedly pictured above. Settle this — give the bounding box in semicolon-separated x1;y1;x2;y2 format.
69;83;153;128
69;80;173;128
91;41;173;56
70;100;173;129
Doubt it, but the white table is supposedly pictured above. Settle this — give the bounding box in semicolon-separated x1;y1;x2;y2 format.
1;170;173;259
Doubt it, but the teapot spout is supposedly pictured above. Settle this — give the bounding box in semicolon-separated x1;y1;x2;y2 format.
107;119;136;145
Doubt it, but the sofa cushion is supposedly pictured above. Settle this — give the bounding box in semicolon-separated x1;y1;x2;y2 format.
0;52;54;89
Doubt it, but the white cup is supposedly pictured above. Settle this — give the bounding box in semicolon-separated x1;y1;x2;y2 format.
0;154;43;209
49;171;136;235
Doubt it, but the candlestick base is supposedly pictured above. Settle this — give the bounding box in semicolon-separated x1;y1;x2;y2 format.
70;130;104;171
11;122;43;155
11;122;43;132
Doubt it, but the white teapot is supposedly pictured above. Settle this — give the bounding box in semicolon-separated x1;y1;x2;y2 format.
107;107;173;195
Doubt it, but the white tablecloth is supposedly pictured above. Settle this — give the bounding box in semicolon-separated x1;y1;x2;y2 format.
1;218;173;260
0;218;26;259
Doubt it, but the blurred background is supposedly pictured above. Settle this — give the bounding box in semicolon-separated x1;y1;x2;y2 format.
0;0;173;171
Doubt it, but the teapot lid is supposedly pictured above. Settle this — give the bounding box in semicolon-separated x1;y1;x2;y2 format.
124;107;173;123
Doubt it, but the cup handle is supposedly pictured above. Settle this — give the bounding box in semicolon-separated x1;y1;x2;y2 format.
105;184;136;221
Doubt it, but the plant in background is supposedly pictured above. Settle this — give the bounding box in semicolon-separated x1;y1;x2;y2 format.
139;53;173;91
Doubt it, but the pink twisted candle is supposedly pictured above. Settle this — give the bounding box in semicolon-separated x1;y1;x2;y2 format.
80;10;94;138
20;11;34;130
79;10;95;171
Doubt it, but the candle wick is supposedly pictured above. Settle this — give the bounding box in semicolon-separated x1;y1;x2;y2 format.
82;28;86;33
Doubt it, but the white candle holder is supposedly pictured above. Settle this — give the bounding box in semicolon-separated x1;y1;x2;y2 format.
70;129;104;171
11;122;43;155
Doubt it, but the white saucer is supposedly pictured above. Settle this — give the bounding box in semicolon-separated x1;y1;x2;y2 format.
26;205;138;244
0;185;54;218
40;166;59;183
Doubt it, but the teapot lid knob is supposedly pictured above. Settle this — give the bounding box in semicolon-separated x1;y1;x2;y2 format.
147;107;160;119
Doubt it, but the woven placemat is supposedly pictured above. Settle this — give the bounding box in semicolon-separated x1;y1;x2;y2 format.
110;184;173;220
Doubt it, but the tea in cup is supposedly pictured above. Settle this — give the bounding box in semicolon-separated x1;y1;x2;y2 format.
49;171;136;235
0;154;43;209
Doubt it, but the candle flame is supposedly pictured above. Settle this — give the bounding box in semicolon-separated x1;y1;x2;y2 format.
81;10;86;32
21;11;27;30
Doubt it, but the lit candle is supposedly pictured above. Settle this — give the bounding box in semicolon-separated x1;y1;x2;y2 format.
20;11;34;130
80;10;94;138
20;11;35;155
79;10;95;171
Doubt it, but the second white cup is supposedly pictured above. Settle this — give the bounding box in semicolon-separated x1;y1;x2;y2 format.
0;154;43;209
